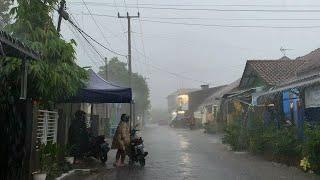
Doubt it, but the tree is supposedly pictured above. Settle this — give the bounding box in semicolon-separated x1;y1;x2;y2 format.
0;0;12;27
98;57;150;116
0;0;88;103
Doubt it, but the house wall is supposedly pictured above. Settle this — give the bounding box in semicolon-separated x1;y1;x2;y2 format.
304;85;320;122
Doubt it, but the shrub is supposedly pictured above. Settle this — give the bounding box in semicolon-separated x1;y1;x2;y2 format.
301;124;320;173
266;127;301;165
38;142;72;179
223;123;248;151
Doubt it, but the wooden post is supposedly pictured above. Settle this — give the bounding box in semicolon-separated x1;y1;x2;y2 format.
23;100;36;180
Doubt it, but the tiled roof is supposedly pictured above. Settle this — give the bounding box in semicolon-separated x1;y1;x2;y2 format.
246;58;305;86
199;79;240;107
296;48;320;76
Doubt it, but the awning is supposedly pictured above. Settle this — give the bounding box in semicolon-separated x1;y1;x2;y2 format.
63;69;132;103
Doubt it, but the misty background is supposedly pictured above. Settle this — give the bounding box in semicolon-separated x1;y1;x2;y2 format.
59;0;320;110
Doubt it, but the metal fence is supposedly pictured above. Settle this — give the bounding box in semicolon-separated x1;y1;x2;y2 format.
36;110;58;144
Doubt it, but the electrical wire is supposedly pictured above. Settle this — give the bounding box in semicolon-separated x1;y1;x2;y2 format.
140;19;320;29
69;3;320;12
69;16;105;63
69;2;320;8
67;23;103;68
71;13;320;22
67;18;127;57
81;0;112;46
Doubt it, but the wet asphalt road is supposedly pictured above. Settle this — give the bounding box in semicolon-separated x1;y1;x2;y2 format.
64;125;318;180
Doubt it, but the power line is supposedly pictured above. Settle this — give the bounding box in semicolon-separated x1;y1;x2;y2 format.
69;2;320;8
81;0;112;46
67;18;127;57
140;19;320;29
67;23;103;68
69;15;105;64
130;46;210;84
69;3;320;12
71;13;320;21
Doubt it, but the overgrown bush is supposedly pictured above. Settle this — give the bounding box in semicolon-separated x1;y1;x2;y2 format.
301;124;320;173
266;126;301;165
223;120;301;165
38;142;72;179
204;122;220;134
222;123;248;151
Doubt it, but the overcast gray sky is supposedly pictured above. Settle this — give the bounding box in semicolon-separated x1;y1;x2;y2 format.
61;0;320;108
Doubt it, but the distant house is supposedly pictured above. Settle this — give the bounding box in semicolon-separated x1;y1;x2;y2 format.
186;85;226;127
167;88;198;121
198;79;240;125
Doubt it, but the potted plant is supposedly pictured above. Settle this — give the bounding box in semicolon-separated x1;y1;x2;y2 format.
64;145;75;165
33;142;58;180
33;143;49;180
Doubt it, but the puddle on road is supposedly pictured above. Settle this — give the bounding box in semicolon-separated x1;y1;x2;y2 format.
179;136;190;150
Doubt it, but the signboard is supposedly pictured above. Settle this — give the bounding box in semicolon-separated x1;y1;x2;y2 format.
305;85;320;108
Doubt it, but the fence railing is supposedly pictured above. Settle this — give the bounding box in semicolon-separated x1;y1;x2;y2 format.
36;110;58;144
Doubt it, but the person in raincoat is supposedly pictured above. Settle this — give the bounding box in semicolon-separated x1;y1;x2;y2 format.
111;114;130;167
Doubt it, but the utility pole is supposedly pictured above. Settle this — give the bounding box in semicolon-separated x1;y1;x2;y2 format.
104;58;110;136
104;57;108;80
118;12;140;88
118;12;140;130
57;0;69;33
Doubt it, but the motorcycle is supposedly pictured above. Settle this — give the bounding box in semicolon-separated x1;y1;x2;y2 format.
88;135;110;163
129;128;148;167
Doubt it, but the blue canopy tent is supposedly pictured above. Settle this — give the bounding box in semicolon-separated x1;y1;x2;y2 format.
61;69;133;138
65;69;132;103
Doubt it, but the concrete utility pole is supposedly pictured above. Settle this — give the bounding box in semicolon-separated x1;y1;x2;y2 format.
118;12;139;132
104;58;110;135
117;12;140;88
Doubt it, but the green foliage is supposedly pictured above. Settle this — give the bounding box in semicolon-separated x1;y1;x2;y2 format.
38;142;72;178
267;127;301;163
0;0;12;27
0;0;88;103
98;57;150;114
301;124;320;173
222;123;246;151
223;116;301;166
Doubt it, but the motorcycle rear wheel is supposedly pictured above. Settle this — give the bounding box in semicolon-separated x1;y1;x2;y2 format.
139;158;145;167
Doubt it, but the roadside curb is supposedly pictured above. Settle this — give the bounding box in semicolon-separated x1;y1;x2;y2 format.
56;169;91;180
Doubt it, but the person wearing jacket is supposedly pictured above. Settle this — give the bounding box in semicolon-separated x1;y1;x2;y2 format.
111;114;130;167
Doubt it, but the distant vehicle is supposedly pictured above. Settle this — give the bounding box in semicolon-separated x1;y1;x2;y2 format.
158;120;168;126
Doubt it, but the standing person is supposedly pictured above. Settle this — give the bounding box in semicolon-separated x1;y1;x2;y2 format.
111;114;130;167
68;110;90;163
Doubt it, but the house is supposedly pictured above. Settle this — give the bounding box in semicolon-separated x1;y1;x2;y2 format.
1;30;40;180
167;88;198;121
198;79;240;126
222;54;308;126
256;49;320;126
186;85;226;127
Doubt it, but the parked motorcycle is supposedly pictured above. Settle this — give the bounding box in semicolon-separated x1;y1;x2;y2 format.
129;128;148;167
88;135;110;163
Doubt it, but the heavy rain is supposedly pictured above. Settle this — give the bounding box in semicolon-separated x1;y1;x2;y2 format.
1;0;320;180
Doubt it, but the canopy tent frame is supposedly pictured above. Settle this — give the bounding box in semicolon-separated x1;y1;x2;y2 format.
61;69;134;136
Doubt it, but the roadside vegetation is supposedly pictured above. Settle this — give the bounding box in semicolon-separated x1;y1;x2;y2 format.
222;114;320;174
